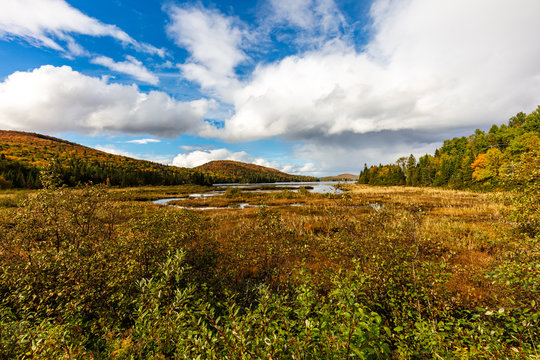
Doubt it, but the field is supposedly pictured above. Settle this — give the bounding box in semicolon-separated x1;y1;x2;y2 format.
0;183;538;359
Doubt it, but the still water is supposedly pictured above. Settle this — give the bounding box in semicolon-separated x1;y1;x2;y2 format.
213;181;350;194
152;181;352;206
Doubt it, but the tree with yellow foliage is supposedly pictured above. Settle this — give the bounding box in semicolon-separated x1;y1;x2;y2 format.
471;148;504;183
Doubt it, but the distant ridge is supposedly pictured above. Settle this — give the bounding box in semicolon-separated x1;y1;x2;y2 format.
320;173;358;181
195;160;318;183
0;130;317;188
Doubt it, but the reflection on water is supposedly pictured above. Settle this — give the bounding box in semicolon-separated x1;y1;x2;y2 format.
152;197;186;205
152;181;353;207
213;181;350;194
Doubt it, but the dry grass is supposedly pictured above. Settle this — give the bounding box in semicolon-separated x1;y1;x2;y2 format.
0;183;515;307
157;184;508;301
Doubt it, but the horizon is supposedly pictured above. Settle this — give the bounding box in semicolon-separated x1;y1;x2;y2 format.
1;0;539;176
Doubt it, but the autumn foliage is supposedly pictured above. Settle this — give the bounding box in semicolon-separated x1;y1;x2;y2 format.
359;106;540;189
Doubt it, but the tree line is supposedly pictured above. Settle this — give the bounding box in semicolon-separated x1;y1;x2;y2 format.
0;155;316;189
358;106;540;189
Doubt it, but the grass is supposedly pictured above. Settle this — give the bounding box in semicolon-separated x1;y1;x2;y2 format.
0;183;537;358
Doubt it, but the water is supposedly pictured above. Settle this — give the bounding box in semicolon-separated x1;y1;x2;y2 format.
152;197;186;205
213;181;352;194
152;181;353;207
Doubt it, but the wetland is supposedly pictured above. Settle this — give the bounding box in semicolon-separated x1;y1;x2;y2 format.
0;182;538;358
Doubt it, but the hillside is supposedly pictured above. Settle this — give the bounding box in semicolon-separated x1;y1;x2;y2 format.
195;160;318;183
0;130;202;188
358;106;540;189
0;131;318;188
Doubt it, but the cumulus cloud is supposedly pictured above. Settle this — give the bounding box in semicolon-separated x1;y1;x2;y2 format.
165;5;245;98
267;0;347;45
126;138;161;144
94;145;135;158
91;55;159;85
216;0;540;146
0;0;164;57
171;148;312;174
172;148;248;168
0;65;210;137
293;130;446;174
95;144;172;164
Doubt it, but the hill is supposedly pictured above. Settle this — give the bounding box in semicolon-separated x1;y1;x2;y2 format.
358;106;540;189
320;173;358;181
0;131;318;188
0;130;201;188
195;160;318;183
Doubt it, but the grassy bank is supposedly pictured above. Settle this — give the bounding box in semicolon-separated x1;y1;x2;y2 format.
0;184;538;358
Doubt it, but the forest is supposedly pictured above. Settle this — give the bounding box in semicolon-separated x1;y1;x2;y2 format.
0;170;538;358
358;106;540;190
0;131;316;188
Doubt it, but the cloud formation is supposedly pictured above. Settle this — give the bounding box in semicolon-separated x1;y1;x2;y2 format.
266;0;347;46
213;0;540;148
172;148;249;168
95;144;172;164
166;5;245;98
0;0;164;57
91;56;159;85
171;148;313;174
0;65;210;137
293;130;445;175
3;0;540;175
126;138;161;144
94;144;135;158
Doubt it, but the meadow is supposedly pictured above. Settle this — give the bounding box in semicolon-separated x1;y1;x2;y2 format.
0;180;538;359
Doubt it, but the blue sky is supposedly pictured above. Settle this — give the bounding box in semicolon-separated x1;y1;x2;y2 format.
1;0;540;176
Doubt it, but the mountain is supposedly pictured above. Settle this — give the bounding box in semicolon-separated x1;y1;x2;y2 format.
195;160;318;183
320;174;358;181
0;131;317;188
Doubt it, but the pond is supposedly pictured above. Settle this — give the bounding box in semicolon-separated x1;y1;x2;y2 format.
152;181;353;207
212;181;351;194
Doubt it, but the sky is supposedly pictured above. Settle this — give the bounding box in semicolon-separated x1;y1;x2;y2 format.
1;0;540;176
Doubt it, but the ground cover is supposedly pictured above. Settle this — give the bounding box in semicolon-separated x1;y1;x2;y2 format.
0;183;537;358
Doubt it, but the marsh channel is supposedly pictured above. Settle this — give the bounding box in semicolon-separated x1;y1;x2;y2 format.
152;181;353;210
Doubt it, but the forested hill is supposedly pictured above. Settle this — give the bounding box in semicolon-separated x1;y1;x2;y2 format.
0;131;316;188
0;130;205;188
195;160;318;183
358;106;540;189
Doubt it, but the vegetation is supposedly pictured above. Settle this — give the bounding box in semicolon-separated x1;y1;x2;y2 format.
195;160;318;183
0;131;316;188
320;173;359;181
0;168;538;358
0;108;538;358
358;106;540;190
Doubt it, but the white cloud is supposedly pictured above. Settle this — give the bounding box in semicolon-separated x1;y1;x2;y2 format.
179;145;213;151
94;145;135;158
172;148;248;168
95;144;172;164
171;148;312;174
216;0;540;145
0;65;210;137
268;0;346;42
126;138;161;144
294;131;444;175
0;0;164;57
166;5;245;98
91;55;159;85
269;0;315;30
